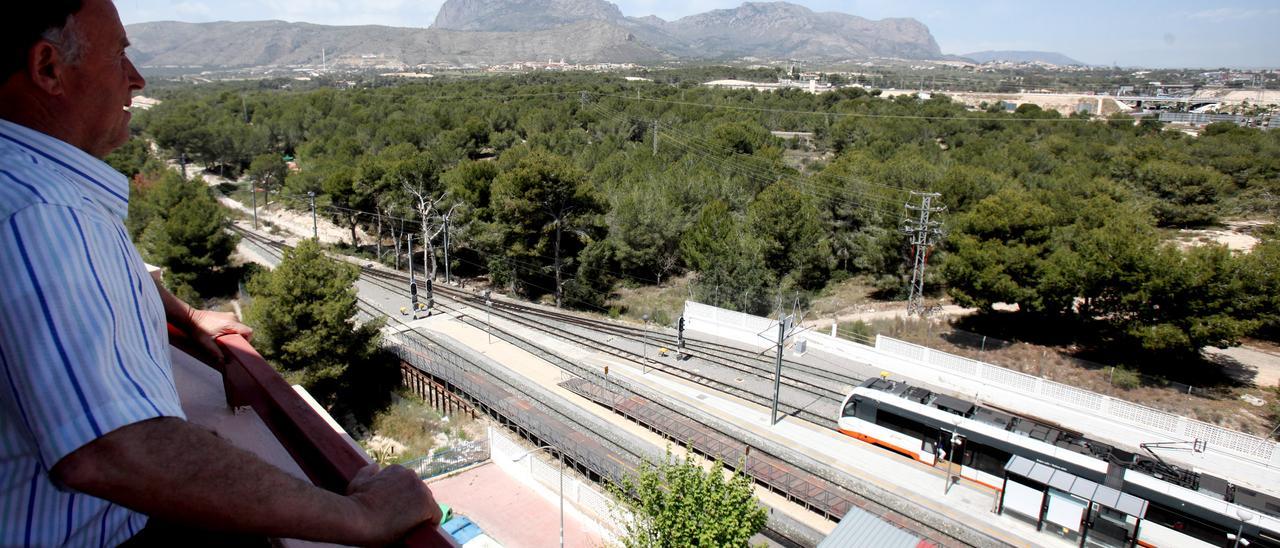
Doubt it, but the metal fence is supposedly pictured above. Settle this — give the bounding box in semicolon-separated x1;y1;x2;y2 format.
401;438;490;480
489;427;622;528
1158;111;1248;126
385;331;645;486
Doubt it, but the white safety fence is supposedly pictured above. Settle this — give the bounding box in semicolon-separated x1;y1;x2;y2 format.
683;301;778;350
682;301;1280;482
488;427;624;540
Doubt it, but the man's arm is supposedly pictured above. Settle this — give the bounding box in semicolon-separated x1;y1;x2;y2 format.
154;278;252;362
52;417;441;545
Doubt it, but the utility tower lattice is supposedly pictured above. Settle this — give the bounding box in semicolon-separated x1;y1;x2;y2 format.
902;191;945;317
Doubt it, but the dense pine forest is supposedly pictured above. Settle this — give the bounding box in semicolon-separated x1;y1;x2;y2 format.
119;71;1280;367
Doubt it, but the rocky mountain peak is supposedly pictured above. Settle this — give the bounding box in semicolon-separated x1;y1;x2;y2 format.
431;0;625;32
125;0;946;69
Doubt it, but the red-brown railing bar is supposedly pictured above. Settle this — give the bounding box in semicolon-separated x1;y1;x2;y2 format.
169;326;455;547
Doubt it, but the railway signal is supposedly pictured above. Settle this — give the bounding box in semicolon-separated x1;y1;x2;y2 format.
677;316;686;360
426;278;434;316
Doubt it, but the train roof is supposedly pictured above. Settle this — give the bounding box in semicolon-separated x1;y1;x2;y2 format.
854;377;1280;520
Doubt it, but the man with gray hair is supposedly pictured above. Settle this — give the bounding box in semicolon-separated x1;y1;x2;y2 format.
0;2;442;545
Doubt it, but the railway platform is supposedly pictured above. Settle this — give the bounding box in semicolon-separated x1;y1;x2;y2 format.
233;225;1137;546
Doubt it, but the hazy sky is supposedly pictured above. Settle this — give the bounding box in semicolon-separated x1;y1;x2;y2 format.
115;0;1280;68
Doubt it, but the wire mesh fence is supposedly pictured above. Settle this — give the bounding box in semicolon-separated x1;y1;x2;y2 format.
401;438;491;480
384;331;642;486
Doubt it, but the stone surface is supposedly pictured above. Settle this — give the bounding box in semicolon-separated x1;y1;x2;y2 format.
125;1;943;67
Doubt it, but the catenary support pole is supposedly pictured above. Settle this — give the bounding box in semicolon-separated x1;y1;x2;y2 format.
771;315;786;425
652;120;659;155
443;216;450;284
308;191;317;240
485;290;492;344
641;314;650;374
408;234;419;319
251;181;258;229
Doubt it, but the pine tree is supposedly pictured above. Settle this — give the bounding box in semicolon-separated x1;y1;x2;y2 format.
681;200;774;315
492;150;605;307
244;240;397;424
132;171;238;301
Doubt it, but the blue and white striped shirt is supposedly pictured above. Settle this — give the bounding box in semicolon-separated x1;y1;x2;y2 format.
0;119;185;547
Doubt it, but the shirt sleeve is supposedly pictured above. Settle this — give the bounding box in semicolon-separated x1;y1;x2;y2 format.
0;203;185;470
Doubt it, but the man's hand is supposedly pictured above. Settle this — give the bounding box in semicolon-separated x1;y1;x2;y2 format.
188;309;254;362
346;463;444;545
152;280;253;362
54;418;436;545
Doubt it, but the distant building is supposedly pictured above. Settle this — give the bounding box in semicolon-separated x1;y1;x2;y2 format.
702;78;833;94
1158;111;1248;127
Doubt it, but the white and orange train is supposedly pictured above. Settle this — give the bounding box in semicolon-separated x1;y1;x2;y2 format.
837;378;1280;547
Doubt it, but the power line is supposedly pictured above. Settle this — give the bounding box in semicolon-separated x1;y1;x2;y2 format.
589;100;918;201
586;102;908;218
271;193;667;286
599;91;1100;124
901;191;945;317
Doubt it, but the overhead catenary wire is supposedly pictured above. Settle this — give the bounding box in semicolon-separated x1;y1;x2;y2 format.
585;102;911;218
250;88;943;294
269;192;668;286
598;90;1104;123
586;100;917;206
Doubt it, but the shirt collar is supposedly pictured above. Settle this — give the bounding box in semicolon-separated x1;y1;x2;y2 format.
0;119;131;221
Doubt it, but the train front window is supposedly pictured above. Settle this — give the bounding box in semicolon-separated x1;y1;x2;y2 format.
842;397;858;418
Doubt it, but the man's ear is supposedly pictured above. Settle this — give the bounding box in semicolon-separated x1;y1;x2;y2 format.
26;40;66;96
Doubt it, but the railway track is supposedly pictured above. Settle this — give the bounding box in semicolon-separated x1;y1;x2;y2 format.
359;264;848;424
233;226;847;426
232;225;968;546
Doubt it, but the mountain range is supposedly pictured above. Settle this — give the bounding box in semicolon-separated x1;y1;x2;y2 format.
125;0;944;68
961;50;1085;66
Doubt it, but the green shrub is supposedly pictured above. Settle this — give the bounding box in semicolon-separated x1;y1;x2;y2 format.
1111;366;1141;390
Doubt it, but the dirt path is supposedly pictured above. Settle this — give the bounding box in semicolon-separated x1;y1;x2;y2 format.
173;161;378;248
1206;345;1280;387
803;304;976;329
1173;219;1273;253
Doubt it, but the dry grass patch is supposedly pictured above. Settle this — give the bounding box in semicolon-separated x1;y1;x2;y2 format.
364;393;484;465
808;276;877;318
608;274;693;327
